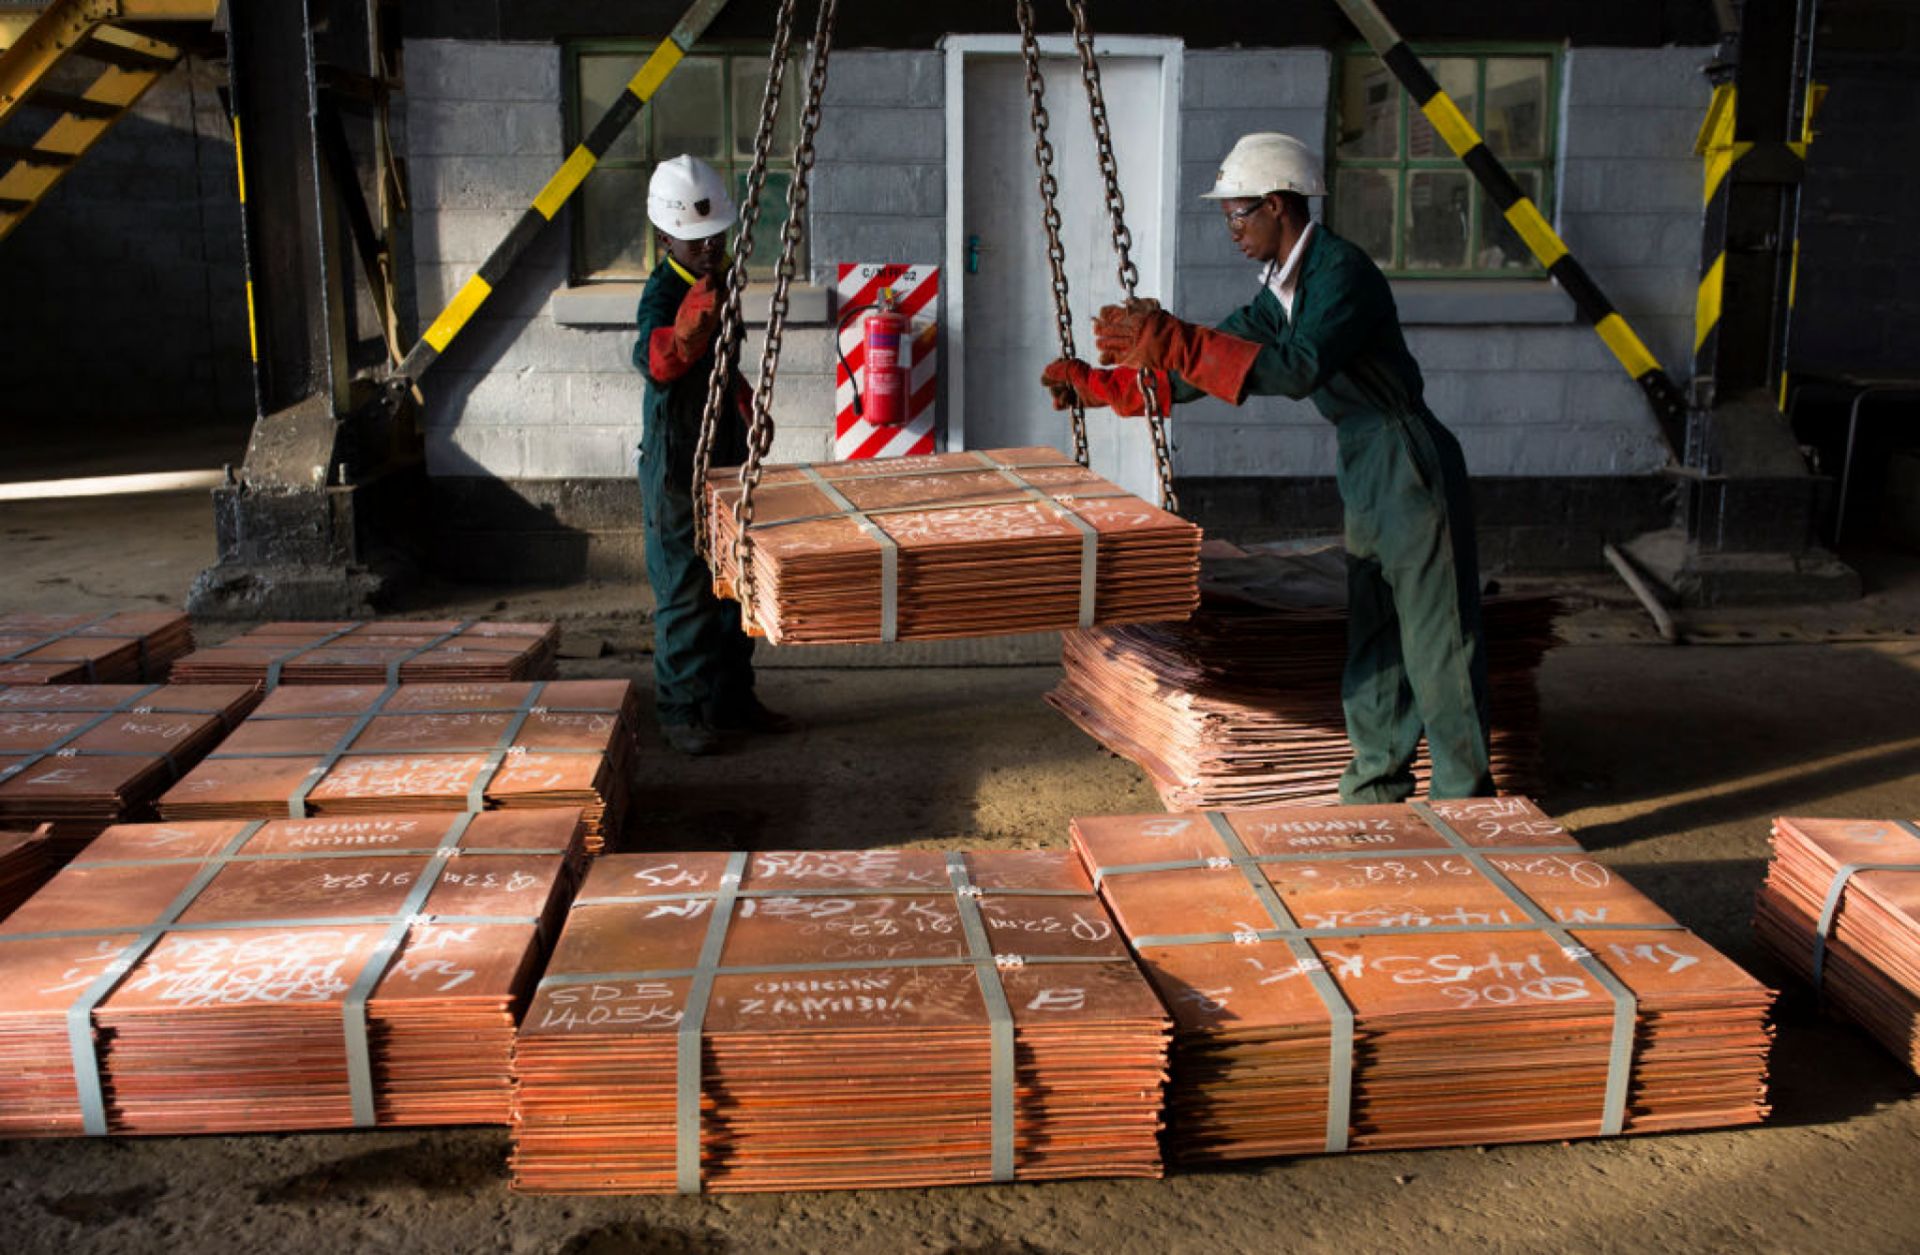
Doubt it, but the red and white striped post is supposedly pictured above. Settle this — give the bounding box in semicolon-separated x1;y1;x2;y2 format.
835;263;940;460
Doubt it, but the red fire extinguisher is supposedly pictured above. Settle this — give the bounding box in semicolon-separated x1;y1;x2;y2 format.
836;286;910;427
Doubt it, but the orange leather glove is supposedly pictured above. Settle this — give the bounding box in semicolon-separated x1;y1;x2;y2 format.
1040;358;1170;419
1092;299;1261;404
672;273;723;360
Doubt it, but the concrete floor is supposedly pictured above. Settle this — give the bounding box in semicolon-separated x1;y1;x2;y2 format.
3;489;1920;1254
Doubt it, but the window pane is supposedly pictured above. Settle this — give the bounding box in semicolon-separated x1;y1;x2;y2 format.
1333;167;1397;268
579;166;654;277
732;56;801;161
734;169;803;278
1484;58;1549;161
1475;169;1544;270
578;53;649;162
1403;170;1471;270
652;55;726;162
1335;54;1399;159
1407;57;1476;159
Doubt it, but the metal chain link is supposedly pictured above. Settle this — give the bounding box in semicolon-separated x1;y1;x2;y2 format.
692;0;800;560
1066;0;1178;513
733;0;839;633
1015;0;1088;468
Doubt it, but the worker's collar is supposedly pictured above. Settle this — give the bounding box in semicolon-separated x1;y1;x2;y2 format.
1260;219;1318;293
665;256;702;286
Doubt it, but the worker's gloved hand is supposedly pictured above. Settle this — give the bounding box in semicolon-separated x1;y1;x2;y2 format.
1040;358;1169;419
673;273;724;361
1091;300;1261;404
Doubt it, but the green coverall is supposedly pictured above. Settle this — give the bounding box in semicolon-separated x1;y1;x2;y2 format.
634;261;756;729
1171;225;1493;801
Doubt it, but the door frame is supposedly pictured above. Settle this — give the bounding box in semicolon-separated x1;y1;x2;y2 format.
940;34;1184;453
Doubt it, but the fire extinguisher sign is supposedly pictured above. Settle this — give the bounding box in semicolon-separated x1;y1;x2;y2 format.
835;263;939;461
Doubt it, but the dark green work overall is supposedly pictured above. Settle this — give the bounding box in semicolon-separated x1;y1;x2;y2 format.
1172;226;1493;801
634;262;755;729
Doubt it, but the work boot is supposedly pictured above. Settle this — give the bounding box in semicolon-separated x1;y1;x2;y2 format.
710;698;798;736
660;720;721;756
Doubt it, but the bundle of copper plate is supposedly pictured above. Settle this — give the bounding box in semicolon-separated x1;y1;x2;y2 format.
1070;796;1773;1163
1049;540;1558;808
1755;816;1920;1073
156;681;640;854
0;826;55;921
512;848;1171;1194
0;808;585;1137
0;683;261;860
0;611;194;685
170;620;560;687
700;448;1201;645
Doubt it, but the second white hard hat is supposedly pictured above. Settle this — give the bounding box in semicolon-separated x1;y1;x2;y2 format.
1200;132;1327;200
647;154;736;240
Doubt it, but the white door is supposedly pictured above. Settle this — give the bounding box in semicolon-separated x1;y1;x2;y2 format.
959;52;1171;502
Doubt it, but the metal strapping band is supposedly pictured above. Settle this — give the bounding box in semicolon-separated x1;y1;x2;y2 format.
575;884;1087;906
677;850;747;1194
0;683;167;787
59;820;267;1135
543;954;1114;986
264;624;364;688
1131;920;1686;946
946;852;1019;1183
466;681;551;812
1810;819;1920;992
287;686;405;819
744;487;1133;534
970;451;1099;627
383;620;478;687
1203;813;1354;1153
1090;844;1594;888
340;812;477;1125
0;612;120;663
238;702;608;722
76;845;567;868
800;466;899;643
1411;803;1640;1137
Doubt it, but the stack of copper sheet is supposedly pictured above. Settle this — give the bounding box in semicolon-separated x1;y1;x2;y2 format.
700;448;1201;645
0;808;585;1137
0;684;261;860
170;620;560;687
1070;797;1774;1163
0;826;55;921
0;612;194;685
512;848;1171;1194
1755;816;1920;1073
1049;539;1558;808
156;682;640;855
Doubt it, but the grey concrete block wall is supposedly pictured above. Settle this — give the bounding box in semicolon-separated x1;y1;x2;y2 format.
0;54;251;430
810;51;946;279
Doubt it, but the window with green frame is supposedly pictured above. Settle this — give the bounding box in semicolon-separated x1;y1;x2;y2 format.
567;44;802;280
1329;48;1558;277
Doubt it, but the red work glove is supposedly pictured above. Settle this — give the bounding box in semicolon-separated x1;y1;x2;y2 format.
1092;299;1261;404
648;275;724;381
1040;358;1170;419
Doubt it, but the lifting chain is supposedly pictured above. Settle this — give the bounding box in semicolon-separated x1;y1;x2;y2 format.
1014;0;1089;469
692;0;800;561
733;0;840;633
1066;0;1178;514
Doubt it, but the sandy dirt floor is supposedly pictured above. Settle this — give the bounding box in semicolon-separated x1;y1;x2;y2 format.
3;490;1920;1254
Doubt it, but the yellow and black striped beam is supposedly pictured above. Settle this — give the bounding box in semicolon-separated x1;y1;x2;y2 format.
393;0;732;387
1334;0;1689;459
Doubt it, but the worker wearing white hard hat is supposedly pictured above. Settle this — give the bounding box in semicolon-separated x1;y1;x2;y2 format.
1044;132;1492;803
636;154;793;755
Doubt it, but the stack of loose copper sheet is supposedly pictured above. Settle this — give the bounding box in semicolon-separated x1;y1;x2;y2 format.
0;684;261;860
0;808;585;1137
512;848;1171;1193
1755;816;1920;1073
1049;539;1558;808
700;448;1201;644
0;612;194;685
170;620;560;687
156;681;640;855
1070;797;1773;1163
0;827;55;921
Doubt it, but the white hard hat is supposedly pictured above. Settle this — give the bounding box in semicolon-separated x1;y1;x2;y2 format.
647;154;736;240
1200;132;1326;200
